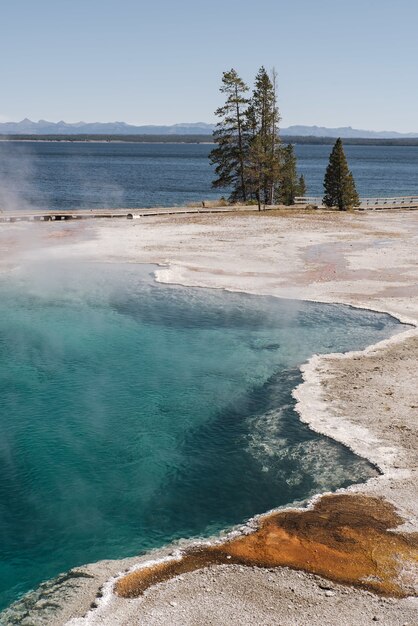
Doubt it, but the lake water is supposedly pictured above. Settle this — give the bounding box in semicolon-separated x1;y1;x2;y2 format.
0;142;417;211
0;261;403;612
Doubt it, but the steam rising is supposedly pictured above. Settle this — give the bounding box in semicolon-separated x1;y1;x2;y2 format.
0;141;42;213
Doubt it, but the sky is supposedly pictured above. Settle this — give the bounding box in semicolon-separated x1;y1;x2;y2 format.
1;0;417;132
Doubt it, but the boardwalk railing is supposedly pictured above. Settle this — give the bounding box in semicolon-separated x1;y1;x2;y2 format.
358;196;418;208
295;196;418;209
295;197;323;205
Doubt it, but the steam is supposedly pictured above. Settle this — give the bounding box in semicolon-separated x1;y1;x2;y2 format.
0;140;97;270
0;139;125;216
0;140;43;213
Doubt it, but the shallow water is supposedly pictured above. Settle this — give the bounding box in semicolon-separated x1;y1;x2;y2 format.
0;262;403;610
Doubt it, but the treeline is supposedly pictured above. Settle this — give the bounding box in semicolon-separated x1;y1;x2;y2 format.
3;134;418;146
0;134;213;143
282;136;418;146
209;67;305;209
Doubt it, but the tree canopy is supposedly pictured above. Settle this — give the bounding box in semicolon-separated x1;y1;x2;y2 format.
209;69;250;202
279;144;298;205
323;138;360;210
210;67;294;209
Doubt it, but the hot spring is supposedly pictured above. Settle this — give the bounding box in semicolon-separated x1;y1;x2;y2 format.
0;261;404;611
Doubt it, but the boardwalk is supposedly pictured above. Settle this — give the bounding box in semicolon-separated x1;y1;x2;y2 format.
1;196;418;223
0;205;245;223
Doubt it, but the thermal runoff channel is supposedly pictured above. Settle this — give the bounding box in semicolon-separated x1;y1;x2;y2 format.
0;262;403;610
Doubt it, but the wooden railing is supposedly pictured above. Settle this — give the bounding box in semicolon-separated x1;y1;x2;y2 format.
295;196;418;209
295;197;323;205
358;196;418;208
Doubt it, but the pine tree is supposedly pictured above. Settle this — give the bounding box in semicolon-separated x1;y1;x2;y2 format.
323;138;360;210
209;69;249;202
210;66;288;209
279;144;298;205
297;174;307;197
246;67;281;206
244;133;266;211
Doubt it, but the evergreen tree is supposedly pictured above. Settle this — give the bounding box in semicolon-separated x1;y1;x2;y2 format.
209;69;249;202
247;67;281;205
210;66;288;208
323;138;360;210
297;174;307;197
278;144;298;205
244;133;266;211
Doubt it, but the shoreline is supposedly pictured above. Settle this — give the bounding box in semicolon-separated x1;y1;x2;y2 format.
2;136;418;146
63;275;417;625
294;315;418;476
1;209;417;625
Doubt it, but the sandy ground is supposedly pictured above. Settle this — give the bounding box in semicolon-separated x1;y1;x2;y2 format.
1;209;418;626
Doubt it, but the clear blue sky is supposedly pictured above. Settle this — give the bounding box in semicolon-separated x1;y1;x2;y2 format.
1;0;417;132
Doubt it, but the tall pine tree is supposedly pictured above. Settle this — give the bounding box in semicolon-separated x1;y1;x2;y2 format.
244;131;266;210
323;138;360;210
209;69;249;202
247;67;281;206
297;174;307;197
210;66;287;208
279;144;298;205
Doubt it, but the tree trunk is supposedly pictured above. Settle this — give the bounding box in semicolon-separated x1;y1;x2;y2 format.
235;86;246;203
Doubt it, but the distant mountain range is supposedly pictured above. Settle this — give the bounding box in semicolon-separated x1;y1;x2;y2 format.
283;125;418;139
0;119;417;139
0;119;216;136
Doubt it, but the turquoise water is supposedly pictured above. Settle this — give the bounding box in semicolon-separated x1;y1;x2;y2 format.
0;262;403;610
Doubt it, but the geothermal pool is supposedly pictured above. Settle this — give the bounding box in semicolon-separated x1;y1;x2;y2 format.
0;262;403;610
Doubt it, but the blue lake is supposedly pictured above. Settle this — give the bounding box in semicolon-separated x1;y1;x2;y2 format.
0;141;417;211
0;261;404;611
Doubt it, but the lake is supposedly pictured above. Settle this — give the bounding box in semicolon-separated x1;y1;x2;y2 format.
0;141;417;211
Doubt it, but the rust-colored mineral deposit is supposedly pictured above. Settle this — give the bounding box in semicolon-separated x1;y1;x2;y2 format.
116;495;418;599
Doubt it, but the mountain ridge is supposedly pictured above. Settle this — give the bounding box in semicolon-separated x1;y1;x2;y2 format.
0;119;417;138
